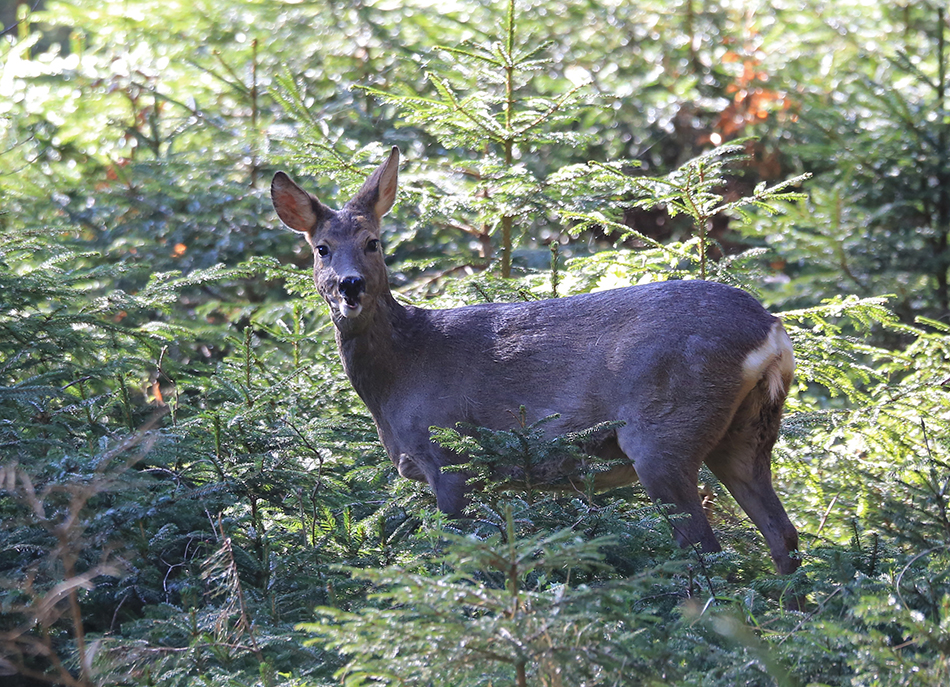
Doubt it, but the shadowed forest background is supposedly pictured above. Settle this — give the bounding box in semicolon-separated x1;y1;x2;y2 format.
2;0;950;685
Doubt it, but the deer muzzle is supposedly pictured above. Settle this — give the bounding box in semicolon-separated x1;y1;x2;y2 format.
337;275;366;318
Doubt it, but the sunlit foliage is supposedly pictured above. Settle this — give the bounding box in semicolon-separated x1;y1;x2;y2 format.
2;1;950;685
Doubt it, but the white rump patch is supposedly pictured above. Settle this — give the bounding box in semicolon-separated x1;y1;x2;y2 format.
741;320;795;403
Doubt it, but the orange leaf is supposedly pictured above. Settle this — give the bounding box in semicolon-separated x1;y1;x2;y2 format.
152;380;165;406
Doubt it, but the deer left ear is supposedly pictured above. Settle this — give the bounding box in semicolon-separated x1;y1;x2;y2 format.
353;146;400;221
271;172;326;235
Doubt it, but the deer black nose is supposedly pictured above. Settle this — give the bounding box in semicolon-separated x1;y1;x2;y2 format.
339;276;365;301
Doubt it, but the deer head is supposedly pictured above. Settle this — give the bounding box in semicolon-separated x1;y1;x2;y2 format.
270;147;400;331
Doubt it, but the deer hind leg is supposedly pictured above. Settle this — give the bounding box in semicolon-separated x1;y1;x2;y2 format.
616;427;721;554
703;387;800;574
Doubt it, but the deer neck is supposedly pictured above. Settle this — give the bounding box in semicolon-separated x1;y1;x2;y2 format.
335;291;408;411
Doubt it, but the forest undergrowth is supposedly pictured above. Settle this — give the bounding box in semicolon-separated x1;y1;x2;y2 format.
3;1;950;685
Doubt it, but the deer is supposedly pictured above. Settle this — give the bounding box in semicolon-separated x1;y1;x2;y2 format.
270;147;801;575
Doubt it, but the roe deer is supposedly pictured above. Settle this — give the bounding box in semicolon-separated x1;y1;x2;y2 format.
271;147;801;574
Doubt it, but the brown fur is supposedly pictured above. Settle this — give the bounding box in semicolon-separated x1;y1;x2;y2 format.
271;147;801;574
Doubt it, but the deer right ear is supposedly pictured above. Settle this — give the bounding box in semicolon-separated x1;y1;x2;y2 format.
372;146;400;220
350;146;400;222
271;172;325;234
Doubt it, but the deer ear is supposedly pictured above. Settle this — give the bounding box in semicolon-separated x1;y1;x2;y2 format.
352;146;400;222
374;146;400;219
271;172;325;234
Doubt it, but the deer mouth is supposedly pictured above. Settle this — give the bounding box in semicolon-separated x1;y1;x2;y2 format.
338;296;363;319
336;276;366;319
322;290;363;320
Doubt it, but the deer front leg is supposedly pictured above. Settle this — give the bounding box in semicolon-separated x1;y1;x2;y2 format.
431;468;469;517
396;452;427;482
397;452;470;516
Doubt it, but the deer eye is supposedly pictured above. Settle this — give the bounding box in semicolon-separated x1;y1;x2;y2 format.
366;239;380;253
316;245;330;258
